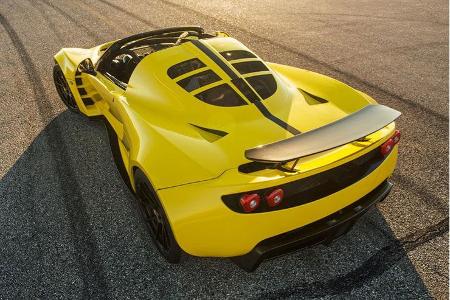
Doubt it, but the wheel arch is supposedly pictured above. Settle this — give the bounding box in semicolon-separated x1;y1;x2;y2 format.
54;48;86;80
54;49;93;115
130;163;157;195
131;164;177;240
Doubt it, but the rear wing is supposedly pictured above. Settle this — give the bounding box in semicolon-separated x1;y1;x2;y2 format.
245;104;401;163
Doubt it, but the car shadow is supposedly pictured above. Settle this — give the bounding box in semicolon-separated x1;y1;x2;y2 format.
0;111;431;299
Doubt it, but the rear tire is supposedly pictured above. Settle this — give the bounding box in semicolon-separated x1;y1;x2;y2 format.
134;169;182;263
53;64;79;113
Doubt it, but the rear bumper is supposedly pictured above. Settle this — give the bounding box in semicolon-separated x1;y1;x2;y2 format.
231;180;393;272
157;145;397;257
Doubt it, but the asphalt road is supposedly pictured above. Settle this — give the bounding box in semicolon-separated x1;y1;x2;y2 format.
0;0;448;299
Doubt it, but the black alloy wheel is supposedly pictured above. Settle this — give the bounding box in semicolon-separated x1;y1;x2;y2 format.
53;64;79;112
135;170;181;263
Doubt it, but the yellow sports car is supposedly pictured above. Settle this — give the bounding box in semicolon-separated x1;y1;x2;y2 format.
53;26;401;271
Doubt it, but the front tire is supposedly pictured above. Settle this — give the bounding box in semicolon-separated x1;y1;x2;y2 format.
53;64;79;113
134;169;182;263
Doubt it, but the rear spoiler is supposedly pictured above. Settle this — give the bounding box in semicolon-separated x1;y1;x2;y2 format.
245;104;401;163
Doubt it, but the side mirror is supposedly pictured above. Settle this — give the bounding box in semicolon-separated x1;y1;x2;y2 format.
78;58;97;75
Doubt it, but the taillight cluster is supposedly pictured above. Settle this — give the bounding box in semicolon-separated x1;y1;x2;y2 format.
240;188;284;213
380;129;401;157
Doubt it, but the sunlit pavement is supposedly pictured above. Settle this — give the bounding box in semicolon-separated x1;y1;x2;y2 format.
0;0;447;298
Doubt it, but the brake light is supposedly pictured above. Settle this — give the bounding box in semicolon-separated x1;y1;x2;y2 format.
266;188;284;207
392;129;401;144
240;193;260;212
380;138;394;156
380;129;401;157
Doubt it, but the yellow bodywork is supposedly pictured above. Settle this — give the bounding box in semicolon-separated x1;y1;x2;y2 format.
54;36;398;257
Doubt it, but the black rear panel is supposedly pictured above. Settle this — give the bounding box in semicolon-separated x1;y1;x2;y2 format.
222;147;386;213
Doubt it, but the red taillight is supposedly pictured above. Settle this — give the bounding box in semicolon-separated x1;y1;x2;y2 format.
266;188;284;207
240;193;260;212
380;130;401;157
380;138;394;156
392;129;401;144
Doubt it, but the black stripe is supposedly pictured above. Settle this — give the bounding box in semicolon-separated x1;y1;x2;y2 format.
191;40;238;79
232;77;260;103
254;101;301;135
191;40;301;135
